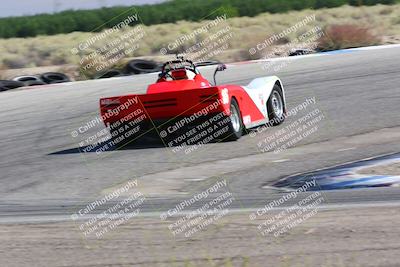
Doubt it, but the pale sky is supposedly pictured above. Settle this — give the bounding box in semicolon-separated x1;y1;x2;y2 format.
1;0;165;18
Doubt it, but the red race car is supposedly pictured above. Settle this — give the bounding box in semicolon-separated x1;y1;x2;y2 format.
99;58;286;147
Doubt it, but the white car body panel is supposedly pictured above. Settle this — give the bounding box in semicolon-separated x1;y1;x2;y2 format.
241;76;285;128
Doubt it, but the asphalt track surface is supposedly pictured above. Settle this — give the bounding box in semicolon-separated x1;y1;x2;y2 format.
1;45;400;222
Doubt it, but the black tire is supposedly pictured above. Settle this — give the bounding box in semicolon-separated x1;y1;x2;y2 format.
96;69;124;79
0;80;25;90
40;72;70;84
225;98;244;141
267;84;285;126
288;49;313;57
126;59;161;74
24;80;47;86
12;75;41;83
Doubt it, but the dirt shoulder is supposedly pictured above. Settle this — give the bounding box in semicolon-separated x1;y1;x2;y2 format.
1;205;399;267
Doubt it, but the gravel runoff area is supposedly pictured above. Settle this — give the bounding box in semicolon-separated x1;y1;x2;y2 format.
1;205;399;267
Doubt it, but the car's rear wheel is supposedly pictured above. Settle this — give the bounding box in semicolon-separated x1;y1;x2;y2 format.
225;98;243;141
267;85;285;126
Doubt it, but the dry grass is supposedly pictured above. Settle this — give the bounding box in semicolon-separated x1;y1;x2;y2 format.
0;4;400;79
318;24;381;50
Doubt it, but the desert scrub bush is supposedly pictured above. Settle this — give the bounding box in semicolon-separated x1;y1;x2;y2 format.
2;55;30;69
318;24;381;50
392;16;400;24
380;6;394;14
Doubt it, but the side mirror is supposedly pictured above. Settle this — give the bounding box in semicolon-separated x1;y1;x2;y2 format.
216;64;227;71
213;64;227;85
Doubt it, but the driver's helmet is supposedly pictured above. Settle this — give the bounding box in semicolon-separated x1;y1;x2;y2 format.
170;69;188;80
170;68;196;80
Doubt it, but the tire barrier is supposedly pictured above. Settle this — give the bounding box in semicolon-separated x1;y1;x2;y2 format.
288;49;314;57
24;80;47;86
12;75;42;83
12;75;48;86
40;72;70;84
0;80;25;92
96;69;125;79
126;59;162;74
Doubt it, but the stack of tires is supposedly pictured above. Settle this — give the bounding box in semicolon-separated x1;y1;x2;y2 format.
0;72;70;92
0;80;25;92
125;59;161;75
39;72;70;84
96;59;162;79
